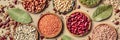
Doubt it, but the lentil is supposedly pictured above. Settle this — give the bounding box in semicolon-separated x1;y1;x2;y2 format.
38;13;62;38
79;0;101;7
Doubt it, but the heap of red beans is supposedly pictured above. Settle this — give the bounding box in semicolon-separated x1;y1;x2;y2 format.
67;12;91;35
0;36;13;40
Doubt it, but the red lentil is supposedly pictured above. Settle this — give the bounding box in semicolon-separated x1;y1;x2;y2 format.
38;13;62;38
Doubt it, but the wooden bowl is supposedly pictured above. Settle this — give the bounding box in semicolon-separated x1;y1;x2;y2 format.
66;9;92;36
38;13;63;38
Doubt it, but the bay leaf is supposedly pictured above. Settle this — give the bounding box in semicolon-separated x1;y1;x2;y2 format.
92;5;113;21
62;35;72;40
7;8;32;24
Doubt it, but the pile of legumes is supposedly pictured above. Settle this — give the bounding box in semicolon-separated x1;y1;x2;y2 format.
0;5;19;40
22;0;47;13
14;24;38;40
90;24;117;40
66;10;91;36
38;13;62;38
1;0;120;40
53;0;75;14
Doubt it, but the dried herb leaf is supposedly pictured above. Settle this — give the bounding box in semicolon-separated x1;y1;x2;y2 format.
92;5;113;21
62;35;72;40
7;8;32;24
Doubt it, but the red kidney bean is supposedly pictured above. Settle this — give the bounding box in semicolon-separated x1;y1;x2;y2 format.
40;36;44;40
115;9;120;13
70;14;75;18
77;5;81;9
10;37;13;40
67;12;90;35
0;36;7;40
